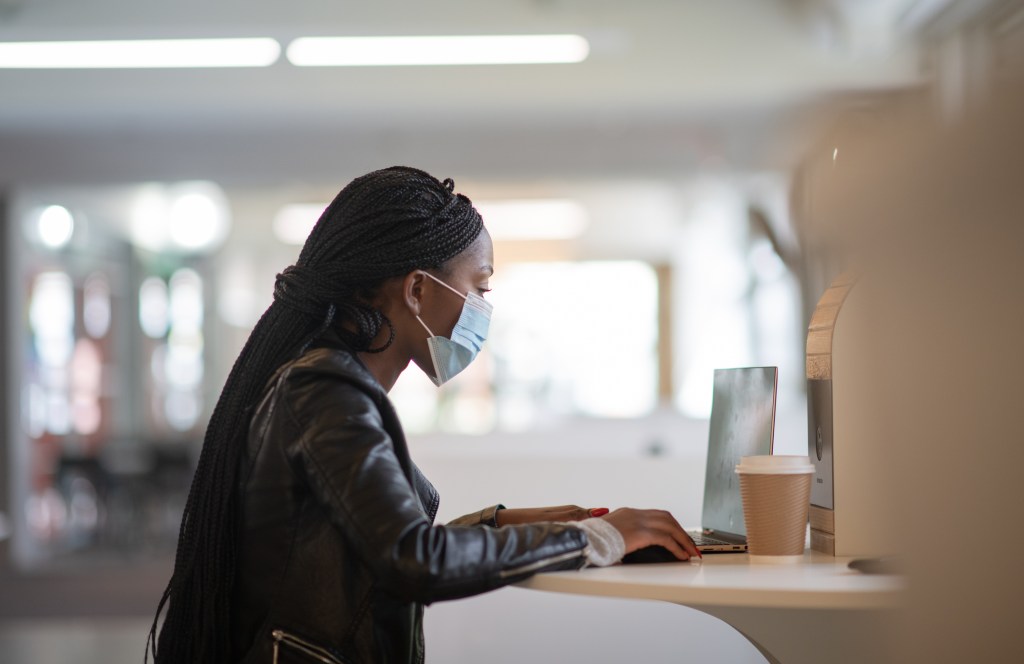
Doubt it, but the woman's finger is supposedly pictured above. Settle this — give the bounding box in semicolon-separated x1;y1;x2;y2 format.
630;510;700;560
674;529;701;559
661;512;701;558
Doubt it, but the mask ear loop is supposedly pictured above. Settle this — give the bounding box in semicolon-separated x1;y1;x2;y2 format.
413;272;438;337
415;271;466;337
414;315;445;386
415;315;435;337
422;271;468;301
414;272;461;386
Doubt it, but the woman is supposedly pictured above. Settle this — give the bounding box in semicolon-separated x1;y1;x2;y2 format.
148;166;698;663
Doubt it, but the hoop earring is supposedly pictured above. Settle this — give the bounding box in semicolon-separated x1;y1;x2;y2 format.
365;313;396;354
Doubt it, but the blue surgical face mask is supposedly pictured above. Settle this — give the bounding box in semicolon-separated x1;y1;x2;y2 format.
415;272;493;387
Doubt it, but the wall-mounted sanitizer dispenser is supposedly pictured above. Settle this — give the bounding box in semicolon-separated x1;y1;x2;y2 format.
806;274;897;557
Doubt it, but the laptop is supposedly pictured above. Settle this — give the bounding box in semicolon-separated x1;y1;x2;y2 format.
688;366;778;553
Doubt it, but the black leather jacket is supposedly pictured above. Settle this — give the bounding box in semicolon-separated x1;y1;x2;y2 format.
231;345;589;663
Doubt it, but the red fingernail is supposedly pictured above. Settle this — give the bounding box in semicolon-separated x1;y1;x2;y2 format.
589;508;609;517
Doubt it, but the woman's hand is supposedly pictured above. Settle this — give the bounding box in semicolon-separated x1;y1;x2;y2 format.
601;508;701;561
495;505;609;526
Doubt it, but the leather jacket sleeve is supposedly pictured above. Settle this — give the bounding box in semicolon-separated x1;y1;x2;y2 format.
282;371;588;604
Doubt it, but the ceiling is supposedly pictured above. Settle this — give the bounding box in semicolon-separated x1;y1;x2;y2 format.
0;0;942;186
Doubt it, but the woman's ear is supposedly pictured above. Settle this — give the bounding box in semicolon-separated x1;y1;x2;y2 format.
402;270;428;316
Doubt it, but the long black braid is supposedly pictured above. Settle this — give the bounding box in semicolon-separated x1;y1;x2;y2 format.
146;166;483;663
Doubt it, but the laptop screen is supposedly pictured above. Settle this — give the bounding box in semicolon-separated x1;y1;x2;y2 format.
701;367;778;538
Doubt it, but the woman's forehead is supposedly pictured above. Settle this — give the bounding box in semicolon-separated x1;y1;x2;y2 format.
453;230;493;274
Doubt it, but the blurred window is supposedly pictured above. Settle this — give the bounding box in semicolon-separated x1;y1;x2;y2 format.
390;260;659;433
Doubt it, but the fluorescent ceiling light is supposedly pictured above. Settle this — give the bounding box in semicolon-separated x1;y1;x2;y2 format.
0;38;280;69
476;199;589;240
286;34;589;67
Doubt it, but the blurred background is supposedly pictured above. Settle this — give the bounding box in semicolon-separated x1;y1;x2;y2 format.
1;1;1022;662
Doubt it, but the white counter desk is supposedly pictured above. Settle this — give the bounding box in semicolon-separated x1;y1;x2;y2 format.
517;551;904;664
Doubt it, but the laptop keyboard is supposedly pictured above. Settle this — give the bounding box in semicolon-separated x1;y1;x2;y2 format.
689;532;733;547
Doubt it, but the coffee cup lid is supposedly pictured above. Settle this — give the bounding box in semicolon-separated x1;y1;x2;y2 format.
735;455;815;475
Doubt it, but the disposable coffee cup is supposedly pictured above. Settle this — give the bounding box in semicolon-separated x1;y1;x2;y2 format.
735;455;815;564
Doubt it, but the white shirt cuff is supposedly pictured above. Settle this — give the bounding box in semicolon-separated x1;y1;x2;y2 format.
573;517;626;567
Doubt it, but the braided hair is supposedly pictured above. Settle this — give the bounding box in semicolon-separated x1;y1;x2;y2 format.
147;166;483;663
